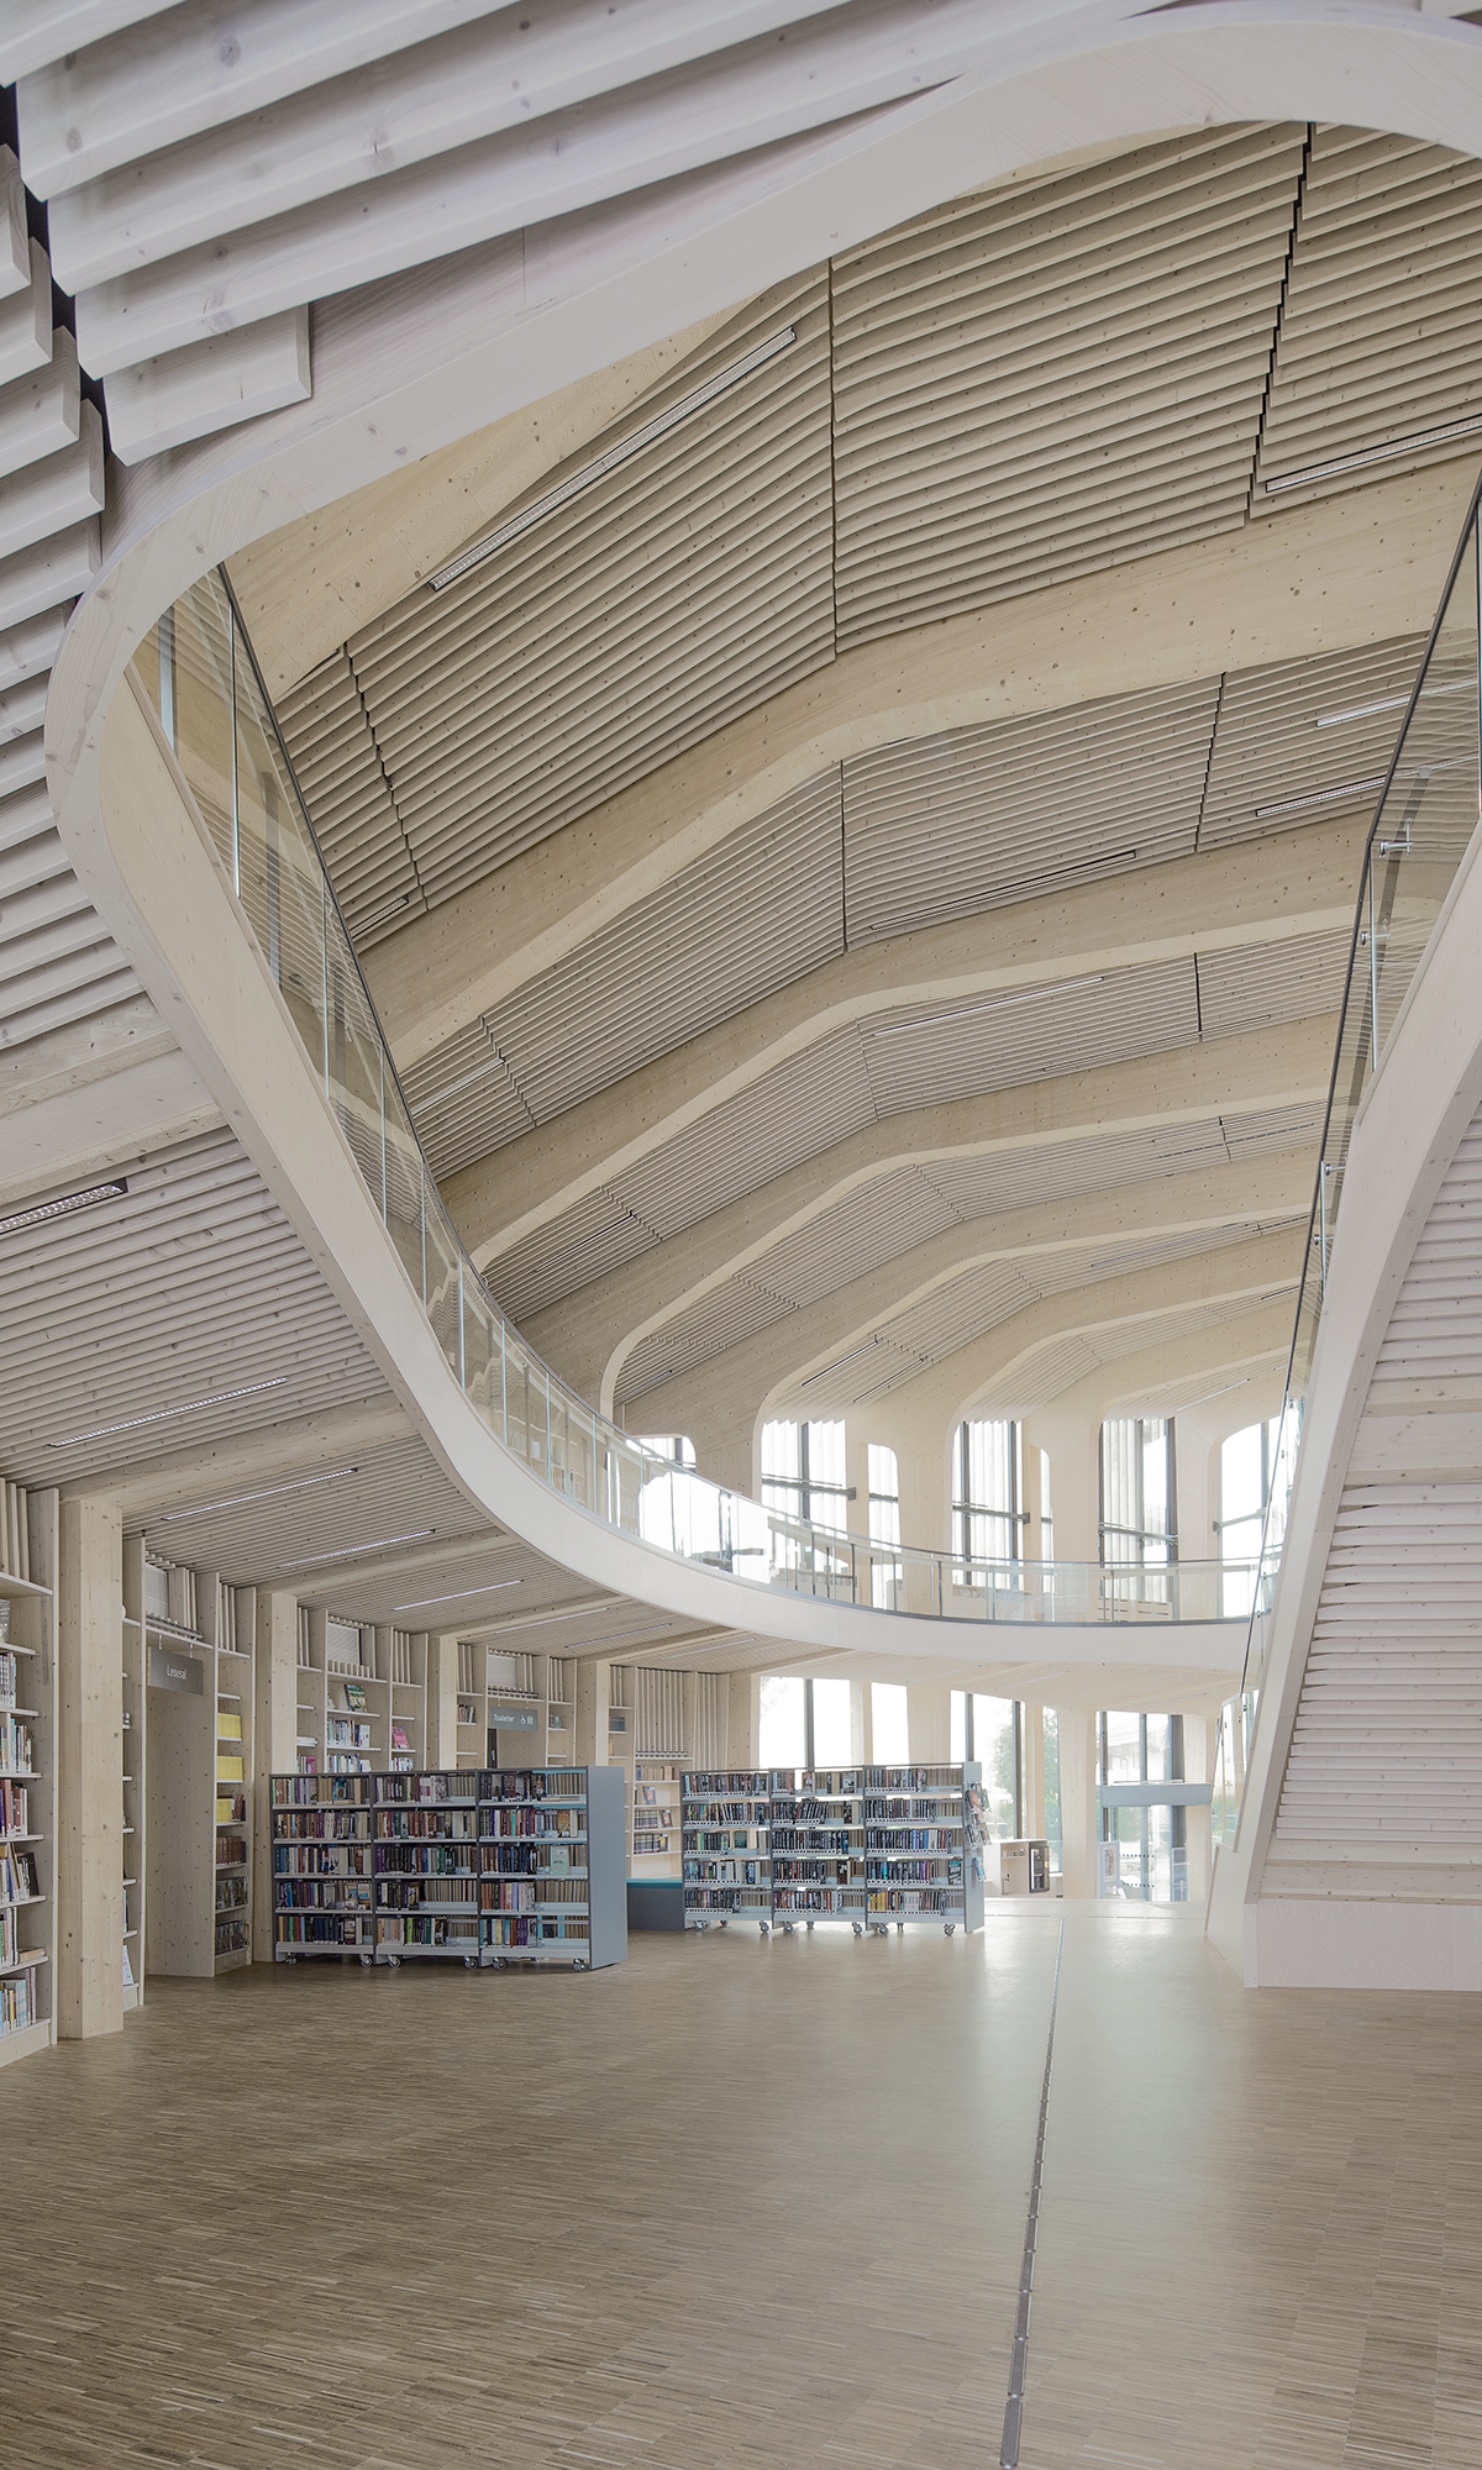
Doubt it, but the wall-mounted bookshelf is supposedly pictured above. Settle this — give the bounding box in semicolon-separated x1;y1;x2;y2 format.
452;1644;575;1770
631;1760;682;1876
269;1768;627;1969
213;1582;253;1971
681;1771;773;1931
132;1550;259;1980
0;1480;56;2071
121;1539;147;2009
681;1765;986;1936
297;1616;429;1775
771;1768;868;1932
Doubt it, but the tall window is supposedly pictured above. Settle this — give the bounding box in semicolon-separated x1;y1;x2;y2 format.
868;1442;902;1609
1097;1710;1187;1902
950;1692;1022;1836
953;1418;1022;1570
1218;1416;1296;1616
871;1681;910;1763
1100;1417;1175;1584
1037;1448;1053;1561
636;1434;696;1468
759;1674;854;1771
761;1419;850;1533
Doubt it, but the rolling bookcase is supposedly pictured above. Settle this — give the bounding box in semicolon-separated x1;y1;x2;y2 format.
681;1771;774;1930
0;1479;57;2073
269;1766;627;1969
682;1764;986;1935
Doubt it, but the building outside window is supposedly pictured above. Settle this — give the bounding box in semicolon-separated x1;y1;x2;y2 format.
950;1692;1022;1836
759;1673;854;1770
1099;1416;1175;1604
761;1419;850;1535
1042;1710;1062;1877
871;1681;910;1763
953;1418;1023;1578
1097;1710;1187;1902
1218;1415;1296;1616
867;1442;902;1608
635;1434;718;1558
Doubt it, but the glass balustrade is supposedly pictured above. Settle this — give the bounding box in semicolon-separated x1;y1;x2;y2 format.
1212;487;1482;1847
135;566;1266;1628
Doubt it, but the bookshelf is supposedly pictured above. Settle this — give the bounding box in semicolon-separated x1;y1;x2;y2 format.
296;1616;429;1775
863;1763;986;1935
771;1767;868;1932
680;1765;987;1935
121;1538;147;2009
453;1643;575;1770
0;1480;56;2071
681;1770;773;1932
213;1582;253;1971
631;1760;683;1876
270;1768;627;1969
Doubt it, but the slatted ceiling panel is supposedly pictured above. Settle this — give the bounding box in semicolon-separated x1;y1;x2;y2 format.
1198;636;1424;851
985;1292;1298;1418
467;771;845;1135
840;677;1218;946
309;1547;608;1633
0;1128;387;1481
275;649;423;942
1255;129;1482;509
830;125;1306;648
748;1167;960;1309
919;1103;1321;1222
1196;927;1351;1043
337;278;834;916
986;1333;1106;1416
1374;1121;1482;1380
141;1437;488;1586
860;958;1201;1116
404;1024;536;1185
615;1278;799;1407
782;1333;937;1415
605;1024;878;1247
488;1186;662;1327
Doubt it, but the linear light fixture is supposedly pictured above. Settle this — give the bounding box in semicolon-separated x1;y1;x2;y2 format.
1266;409;1482;494
801;1338;893;1387
160;1467;361;1523
1315;680;1471;730
427;327;798;592
391;1578;524;1612
0;1178;127;1238
869;973;1107;1039
358;893;411;933
1254;776;1385;820
286;1528;436;1570
1172;1376;1251;1415
48;1376;288;1449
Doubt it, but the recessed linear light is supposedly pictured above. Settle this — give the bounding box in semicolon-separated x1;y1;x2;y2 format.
48;1377;288;1449
1266;409;1482;494
160;1467;361;1523
1254;776;1385;821
286;1528;436;1570
358;894;411;933
869;974;1108;1039
391;1579;524;1612
427;326;798;593
0;1178;127;1238
1315;681;1471;729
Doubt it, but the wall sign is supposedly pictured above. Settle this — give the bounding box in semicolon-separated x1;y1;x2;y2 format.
488;1702;539;1731
148;1643;203;1694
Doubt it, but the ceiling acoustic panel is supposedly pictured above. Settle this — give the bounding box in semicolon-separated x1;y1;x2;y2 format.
341;275;835;917
859;958;1200;1116
1254;128;1482;512
1196;928;1350;1043
406;771;846;1180
1197;635;1424;851
829;122;1307;647
276;647;423;944
841;675;1218;944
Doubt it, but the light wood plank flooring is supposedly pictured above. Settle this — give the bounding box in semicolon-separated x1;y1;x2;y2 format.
4;1906;1479;2469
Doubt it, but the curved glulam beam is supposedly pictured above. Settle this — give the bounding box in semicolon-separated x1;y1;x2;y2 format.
371;461;1467;1076
524;1015;1336;1392
452;826;1362;1263
605;1148;1311;1433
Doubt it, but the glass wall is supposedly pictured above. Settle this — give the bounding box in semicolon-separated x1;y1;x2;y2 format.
1218;1417;1297;1617
758;1673;855;1769
871;1682;910;1763
1097;1709;1187;1902
867;1443;902;1610
1100;1417;1175;1606
1042;1709;1062;1877
951;1692;1022;1835
761;1420;850;1533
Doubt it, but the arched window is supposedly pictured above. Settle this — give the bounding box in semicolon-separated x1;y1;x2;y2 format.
953;1418;1022;1569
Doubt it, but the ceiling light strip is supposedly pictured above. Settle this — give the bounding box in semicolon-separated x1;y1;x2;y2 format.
48;1376;288;1449
1266;410;1482;493
1254;776;1385;820
391;1579;524;1612
287;1528;436;1570
427;327;797;592
0;1178;128;1238
159;1466;361;1523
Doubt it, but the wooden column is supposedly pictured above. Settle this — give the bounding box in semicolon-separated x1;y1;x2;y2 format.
1058;1707;1097;1898
425;1632;459;1767
907;1682;952;1762
252;1589;297;1963
726;1669;757;1767
56;1494;124;2040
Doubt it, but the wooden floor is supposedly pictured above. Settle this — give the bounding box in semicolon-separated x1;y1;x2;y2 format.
5;1907;1480;2469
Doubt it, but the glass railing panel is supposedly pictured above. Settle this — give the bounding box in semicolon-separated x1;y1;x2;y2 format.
423;1202;463;1381
155;573;236;875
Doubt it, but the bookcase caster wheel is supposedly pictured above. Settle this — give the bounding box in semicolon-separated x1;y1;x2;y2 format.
573;1959;588;1970
896;1921;904;1934
463;1955;477;1969
782;1921;795;1935
805;1918;815;1931
759;1922;770;1937
384;1954;402;1969
944;1923;955;1937
852;1923;863;1938
358;1952;373;1968
718;1918;729;1929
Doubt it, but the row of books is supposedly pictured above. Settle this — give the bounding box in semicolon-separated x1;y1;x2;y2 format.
271;1769;581;1808
274;1845;373;1876
214;1875;248;1912
0;1971;34;2033
0;1649;18;1710
215;1916;249;1956
0;1843;38;1904
0;1779;29;1836
216;1832;248;1866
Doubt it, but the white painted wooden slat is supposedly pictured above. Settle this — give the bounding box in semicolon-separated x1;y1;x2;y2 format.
0;1;185;86
0;156;31;306
0;521;100;632
0;246;55;391
0;732;46;799
0;674;49;742
43;0;853;282
103;306;310;463
65;7;957;375
0;404;105;564
0;331;82;478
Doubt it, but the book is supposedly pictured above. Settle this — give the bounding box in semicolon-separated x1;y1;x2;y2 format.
342;1681;368;1712
391;1723;410;1752
217;1754;245;1782
217;1711;242;1741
